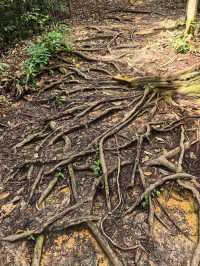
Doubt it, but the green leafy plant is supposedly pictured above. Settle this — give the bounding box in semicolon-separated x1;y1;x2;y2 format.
24;43;50;80
28;234;36;241
41;31;64;52
53;24;72;52
0;62;9;73
91;160;102;177
0;0;69;50
55;171;65;179
141;195;149;208
21;10;50;28
141;189;161;209
173;36;190;54
24;27;72;81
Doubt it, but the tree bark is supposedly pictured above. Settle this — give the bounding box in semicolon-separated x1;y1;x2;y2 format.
185;0;198;35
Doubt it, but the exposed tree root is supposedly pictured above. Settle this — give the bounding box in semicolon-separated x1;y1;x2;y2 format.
177;180;200;266
31;234;44;266
100;214;142;251
2;200;90;242
37;175;59;207
67;138;124;266
125;173;195;215
3;32;200;266
87;222;124;266
13;131;45;152
29;166;44;200
154;198;193;241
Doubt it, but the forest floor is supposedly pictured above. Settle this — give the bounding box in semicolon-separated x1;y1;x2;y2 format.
1;0;200;265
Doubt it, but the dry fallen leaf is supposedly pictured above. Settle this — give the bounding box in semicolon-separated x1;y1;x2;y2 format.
0;203;16;219
0;191;10;201
156;137;165;143
144;172;152;176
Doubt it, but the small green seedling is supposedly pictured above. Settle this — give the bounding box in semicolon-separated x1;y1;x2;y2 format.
28;234;36;241
173;36;190;54
0;62;9;73
56;171;65;180
141;189;161;209
141;195;149;208
152;189;161;198
91;160;102;177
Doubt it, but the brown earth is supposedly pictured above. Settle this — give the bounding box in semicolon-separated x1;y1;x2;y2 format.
1;0;200;265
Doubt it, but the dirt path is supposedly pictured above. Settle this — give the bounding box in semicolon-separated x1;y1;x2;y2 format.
1;1;200;266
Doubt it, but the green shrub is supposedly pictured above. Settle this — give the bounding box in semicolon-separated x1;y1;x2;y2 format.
25;43;50;80
24;27;72;81
41;31;64;53
173;36;190;54
0;0;70;49
20;9;51;28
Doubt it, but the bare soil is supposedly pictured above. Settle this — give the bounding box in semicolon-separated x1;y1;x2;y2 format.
1;1;200;266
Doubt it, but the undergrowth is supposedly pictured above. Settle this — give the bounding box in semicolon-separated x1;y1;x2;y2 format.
173;36;190;54
91;160;102;177
0;62;9;73
24;25;72;81
0;0;70;49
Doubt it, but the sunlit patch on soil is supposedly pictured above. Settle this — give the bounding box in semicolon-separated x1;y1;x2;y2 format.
41;229;109;266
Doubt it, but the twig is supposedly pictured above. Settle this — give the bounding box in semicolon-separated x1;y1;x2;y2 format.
29;166;44;200
177;125;185;172
99;136;111;211
27;165;34;180
139;166;154;237
130;135;143;187
112;136;122;212
13;131;43;152
37;175;59;207
31;234;44;266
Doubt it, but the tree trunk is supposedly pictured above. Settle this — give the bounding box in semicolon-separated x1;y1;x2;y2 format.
185;0;198;35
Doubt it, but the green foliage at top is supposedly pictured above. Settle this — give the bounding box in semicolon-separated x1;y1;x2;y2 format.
24;26;72;81
0;0;70;49
20;9;50;28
